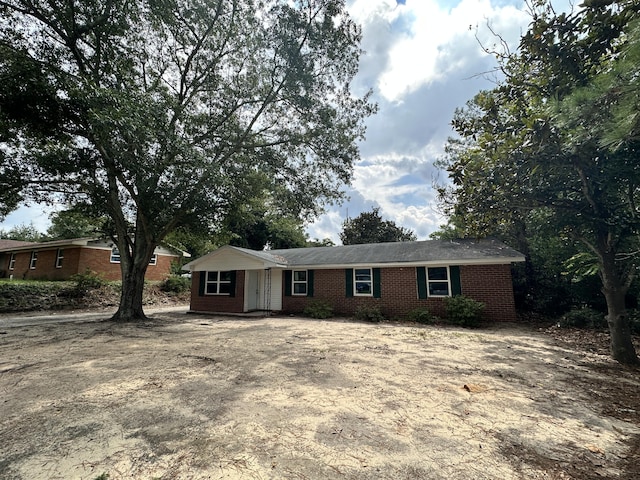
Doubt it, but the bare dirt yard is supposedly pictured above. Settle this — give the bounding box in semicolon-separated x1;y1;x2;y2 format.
1;311;639;480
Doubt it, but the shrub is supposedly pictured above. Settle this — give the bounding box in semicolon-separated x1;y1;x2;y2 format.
303;300;334;319
559;307;607;330
70;269;107;294
406;308;435;324
444;295;485;328
161;275;191;294
354;304;385;322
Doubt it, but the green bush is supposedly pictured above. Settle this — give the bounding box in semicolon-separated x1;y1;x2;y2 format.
444;295;485;328
559;307;607;330
303;300;334;319
406;308;435;324
161;275;191;294
70;269;107;294
354;304;385;322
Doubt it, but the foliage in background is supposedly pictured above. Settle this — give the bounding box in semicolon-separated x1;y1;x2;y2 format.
160;275;191;295
340;207;416;245
0;223;42;242
437;0;640;363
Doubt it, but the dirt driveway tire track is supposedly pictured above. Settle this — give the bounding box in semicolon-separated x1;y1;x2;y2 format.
1;312;639;479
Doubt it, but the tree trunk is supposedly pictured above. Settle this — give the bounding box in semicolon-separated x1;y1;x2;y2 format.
111;264;148;322
600;251;638;365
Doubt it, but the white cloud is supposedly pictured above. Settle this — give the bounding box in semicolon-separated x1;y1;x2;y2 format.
350;0;530;102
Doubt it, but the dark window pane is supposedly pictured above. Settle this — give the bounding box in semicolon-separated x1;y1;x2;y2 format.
219;283;232;294
206;283;218;294
355;269;371;281
220;271;232;282
356;282;372;294
428;267;448;281
207;271;218;281
293;283;307;294
294;270;307;282
428;282;449;296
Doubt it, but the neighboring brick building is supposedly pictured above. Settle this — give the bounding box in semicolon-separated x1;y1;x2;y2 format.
183;239;525;322
0;237;184;281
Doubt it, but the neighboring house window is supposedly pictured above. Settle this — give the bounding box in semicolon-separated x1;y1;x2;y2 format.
293;270;307;295
29;251;38;269
8;253;16;270
427;266;451;297
205;271;232;295
110;247;121;263
111;247;157;265
354;268;373;296
55;249;64;268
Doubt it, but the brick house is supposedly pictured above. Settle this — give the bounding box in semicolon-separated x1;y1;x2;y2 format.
183;239;525;321
0;237;183;281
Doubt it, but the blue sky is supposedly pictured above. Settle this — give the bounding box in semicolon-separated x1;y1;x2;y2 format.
2;0;565;244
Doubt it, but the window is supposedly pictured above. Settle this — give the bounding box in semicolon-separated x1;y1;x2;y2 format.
110;247;121;263
293;270;307;295
55;249;64;268
8;253;16;270
205;271;232;295
354;268;372;296
427;266;450;297
29;251;38;269
110;247;157;265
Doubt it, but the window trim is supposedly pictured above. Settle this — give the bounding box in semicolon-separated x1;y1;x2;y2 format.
55;248;64;268
292;270;308;296
110;247;121;263
29;251;38;270
426;266;451;298
204;270;232;296
354;267;373;297
149;253;157;266
8;252;16;270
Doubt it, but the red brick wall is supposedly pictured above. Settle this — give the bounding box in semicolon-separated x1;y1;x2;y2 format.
2;247;177;281
281;265;518;322
190;270;246;313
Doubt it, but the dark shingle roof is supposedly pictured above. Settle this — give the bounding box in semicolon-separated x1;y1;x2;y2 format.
267;238;524;267
0;239;39;250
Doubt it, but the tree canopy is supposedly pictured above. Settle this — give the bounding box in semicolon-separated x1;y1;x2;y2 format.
0;0;375;320
340;207;416;245
438;0;640;364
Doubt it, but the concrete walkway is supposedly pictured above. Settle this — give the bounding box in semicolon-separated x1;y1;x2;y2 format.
0;305;189;328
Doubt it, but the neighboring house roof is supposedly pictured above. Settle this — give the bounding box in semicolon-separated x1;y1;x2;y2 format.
184;238;525;271
0;237;188;257
0;240;39;250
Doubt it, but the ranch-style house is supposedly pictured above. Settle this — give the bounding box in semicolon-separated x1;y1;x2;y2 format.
183;238;525;321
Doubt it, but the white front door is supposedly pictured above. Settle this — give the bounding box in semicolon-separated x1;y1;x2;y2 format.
246;270;260;311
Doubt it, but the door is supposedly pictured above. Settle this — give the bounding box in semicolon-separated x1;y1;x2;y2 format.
246;270;260;311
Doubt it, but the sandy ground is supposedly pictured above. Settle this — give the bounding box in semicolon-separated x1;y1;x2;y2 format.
1;310;639;480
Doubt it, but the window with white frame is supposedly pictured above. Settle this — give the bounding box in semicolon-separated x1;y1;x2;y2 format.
110;247;157;265
354;268;373;296
110;247;121;263
8;252;16;270
427;266;450;297
205;271;232;295
55;249;64;268
293;270;307;295
29;251;38;269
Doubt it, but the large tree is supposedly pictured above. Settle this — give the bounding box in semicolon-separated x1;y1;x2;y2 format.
438;0;640;363
0;0;374;321
340;207;416;245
